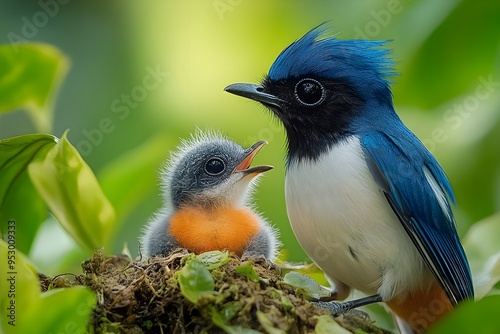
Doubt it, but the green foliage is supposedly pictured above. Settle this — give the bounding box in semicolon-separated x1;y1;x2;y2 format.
178;257;216;304
429;295;500;334
0;134;56;254
197;250;231;270
283;271;331;300
235;262;266;283
0;241;95;333
176;251;246;305
462;213;500;298
0;42;115;255
24;287;95;334
0;44;68;132
0;131;115;254
28;131;115;252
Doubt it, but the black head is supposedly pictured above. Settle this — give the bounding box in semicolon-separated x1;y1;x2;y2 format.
225;25;397;162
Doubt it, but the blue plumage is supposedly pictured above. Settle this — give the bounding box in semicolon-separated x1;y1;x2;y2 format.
225;24;475;331
361;129;473;304
268;25;395;104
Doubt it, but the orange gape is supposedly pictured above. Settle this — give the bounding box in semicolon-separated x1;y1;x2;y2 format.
386;284;453;333
168;206;260;257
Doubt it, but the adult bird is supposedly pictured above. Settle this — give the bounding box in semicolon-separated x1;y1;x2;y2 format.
141;132;279;260
225;26;474;333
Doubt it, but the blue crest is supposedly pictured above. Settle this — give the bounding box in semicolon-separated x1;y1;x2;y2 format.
268;24;396;95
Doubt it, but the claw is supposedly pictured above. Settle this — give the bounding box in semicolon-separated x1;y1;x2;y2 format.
313;294;383;316
313;301;352;316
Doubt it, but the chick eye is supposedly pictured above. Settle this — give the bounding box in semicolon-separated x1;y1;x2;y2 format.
204;158;225;175
294;78;325;106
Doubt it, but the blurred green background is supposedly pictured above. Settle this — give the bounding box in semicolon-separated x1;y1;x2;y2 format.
1;0;499;275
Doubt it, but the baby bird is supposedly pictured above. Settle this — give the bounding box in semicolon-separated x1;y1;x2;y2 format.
141;132;279;260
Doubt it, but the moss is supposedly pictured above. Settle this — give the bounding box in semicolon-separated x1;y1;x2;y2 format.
39;249;392;334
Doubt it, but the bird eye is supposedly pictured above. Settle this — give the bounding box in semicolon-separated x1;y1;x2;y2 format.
294;78;325;106
204;158;225;175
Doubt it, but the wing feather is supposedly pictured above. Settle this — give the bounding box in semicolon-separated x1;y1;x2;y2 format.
361;131;474;305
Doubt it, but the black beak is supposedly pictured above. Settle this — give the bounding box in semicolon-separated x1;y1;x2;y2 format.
224;83;283;108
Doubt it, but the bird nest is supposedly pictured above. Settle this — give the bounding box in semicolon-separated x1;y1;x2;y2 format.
38;249;390;333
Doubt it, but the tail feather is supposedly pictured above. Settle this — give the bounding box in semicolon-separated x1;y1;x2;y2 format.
386;285;453;333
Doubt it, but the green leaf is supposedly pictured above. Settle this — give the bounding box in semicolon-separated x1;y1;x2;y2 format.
314;315;351;334
22;287;95;334
0;43;69;132
0;240;39;332
197;250;230;270
476;253;500;298
429;296;500;334
463;213;500;298
28;131;115;252
283;271;331;300
0;173;46;255
178;258;215;304
0;240;95;334
463;213;500;271
235;262;268;283
276;260;329;286
0;134;57;253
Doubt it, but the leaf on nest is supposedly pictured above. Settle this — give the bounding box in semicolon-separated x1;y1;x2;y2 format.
178;258;215;304
235;262;269;283
283;271;331;300
196;250;230;270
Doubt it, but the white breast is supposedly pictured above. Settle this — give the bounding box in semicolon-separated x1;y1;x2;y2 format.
285;136;432;300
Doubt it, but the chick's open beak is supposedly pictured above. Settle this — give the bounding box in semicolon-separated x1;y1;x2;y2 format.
234;140;273;175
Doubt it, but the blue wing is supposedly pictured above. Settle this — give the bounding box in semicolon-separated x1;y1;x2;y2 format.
360;129;474;305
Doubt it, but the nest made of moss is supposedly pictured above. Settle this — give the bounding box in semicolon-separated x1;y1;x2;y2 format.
39;249;391;334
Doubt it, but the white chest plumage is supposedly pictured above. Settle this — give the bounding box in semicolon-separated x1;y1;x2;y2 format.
285;136;432;300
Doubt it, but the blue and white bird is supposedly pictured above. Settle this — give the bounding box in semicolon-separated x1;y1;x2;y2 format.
225;25;474;333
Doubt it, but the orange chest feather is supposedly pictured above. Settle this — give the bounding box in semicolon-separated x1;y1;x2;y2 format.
386;284;453;333
168;206;260;256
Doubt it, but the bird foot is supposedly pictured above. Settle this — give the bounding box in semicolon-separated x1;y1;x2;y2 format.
313;300;371;319
313;301;352;316
343;308;371;320
313;294;383;316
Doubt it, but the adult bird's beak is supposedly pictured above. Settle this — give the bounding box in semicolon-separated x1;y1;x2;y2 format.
234;140;273;176
224;83;283;108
